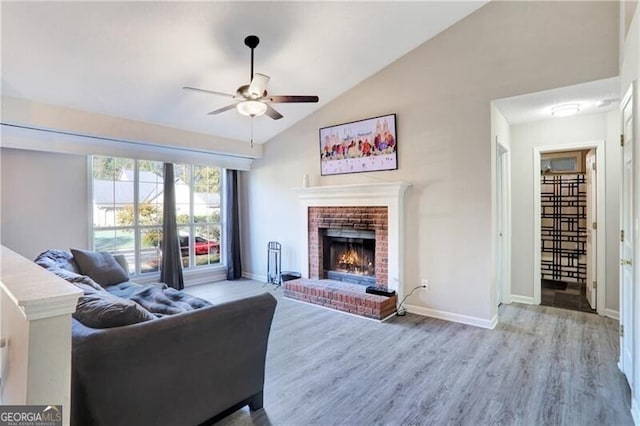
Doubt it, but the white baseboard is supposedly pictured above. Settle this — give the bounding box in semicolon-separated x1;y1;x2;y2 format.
133;266;227;287
242;271;267;283
183;268;227;287
488;314;498;329
510;295;536;305
605;308;620;320
631;397;640;425
404;304;498;329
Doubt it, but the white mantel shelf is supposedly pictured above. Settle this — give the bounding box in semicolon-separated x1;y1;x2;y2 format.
295;181;411;299
294;181;411;201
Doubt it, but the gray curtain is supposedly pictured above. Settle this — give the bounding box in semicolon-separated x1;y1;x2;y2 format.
160;163;184;290
225;169;242;280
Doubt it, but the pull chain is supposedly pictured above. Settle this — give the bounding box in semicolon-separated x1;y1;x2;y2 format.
250;117;254;148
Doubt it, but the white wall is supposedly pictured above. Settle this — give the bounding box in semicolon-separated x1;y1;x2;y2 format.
620;1;639;94
0;148;89;260
510;112;620;313
242;1;619;325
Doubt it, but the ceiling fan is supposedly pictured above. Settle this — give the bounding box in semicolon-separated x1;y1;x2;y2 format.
183;35;319;120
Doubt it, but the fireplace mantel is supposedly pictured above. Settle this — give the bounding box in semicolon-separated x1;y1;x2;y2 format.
294;182;410;201
295;182;410;298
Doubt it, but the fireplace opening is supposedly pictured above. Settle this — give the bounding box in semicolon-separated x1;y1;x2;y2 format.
322;229;376;286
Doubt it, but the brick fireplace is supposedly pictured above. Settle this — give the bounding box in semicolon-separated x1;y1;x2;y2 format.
308;206;388;287
287;182;410;320
295;182;410;297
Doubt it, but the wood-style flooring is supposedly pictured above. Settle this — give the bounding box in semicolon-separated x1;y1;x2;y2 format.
184;279;632;426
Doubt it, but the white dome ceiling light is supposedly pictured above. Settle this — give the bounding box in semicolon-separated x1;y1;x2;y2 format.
551;103;581;117
236;100;268;117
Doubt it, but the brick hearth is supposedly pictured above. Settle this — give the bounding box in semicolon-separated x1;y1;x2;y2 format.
284;278;397;321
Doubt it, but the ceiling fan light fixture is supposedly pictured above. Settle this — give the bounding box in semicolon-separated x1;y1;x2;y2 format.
551;103;580;117
237;100;267;117
248;73;270;97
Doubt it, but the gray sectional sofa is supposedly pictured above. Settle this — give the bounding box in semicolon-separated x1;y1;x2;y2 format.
35;249;277;426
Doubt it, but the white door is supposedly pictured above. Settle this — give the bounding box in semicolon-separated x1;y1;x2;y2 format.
585;149;597;310
620;84;634;388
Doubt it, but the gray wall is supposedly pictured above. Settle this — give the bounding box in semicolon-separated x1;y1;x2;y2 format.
241;1;619;323
1;148;89;260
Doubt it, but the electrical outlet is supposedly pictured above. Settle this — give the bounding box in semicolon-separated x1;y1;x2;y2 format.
421;279;429;290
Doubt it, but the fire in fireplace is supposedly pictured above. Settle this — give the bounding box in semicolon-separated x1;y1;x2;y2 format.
322;229;376;286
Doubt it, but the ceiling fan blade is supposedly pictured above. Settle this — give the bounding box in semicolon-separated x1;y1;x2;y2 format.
267;95;319;103
183;86;236;98
248;73;270;97
264;105;283;120
207;104;237;115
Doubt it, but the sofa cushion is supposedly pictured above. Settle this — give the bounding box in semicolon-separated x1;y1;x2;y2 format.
74;291;156;328
106;281;146;299
114;254;130;275
128;284;212;316
34;249;81;274
71;248;129;287
35;250;105;293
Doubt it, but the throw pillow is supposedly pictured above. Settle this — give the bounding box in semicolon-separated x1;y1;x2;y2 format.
71;248;129;287
114;254;130;275
74;291;156;328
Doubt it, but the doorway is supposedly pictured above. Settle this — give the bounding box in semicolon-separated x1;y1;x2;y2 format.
538;149;596;313
533;142;606;315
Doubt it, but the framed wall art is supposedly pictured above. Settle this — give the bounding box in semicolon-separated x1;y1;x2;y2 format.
319;113;397;176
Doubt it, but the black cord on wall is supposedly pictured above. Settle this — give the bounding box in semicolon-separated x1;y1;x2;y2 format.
396;285;427;316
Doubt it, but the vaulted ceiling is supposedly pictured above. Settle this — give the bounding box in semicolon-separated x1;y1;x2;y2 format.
1;1;486;144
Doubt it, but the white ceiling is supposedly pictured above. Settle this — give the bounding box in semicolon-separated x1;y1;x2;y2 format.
494;77;620;125
1;1;486;145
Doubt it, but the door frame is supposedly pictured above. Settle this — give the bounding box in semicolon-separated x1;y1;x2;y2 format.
585;149;598;310
533;141;606;314
496;142;511;305
619;81;636;397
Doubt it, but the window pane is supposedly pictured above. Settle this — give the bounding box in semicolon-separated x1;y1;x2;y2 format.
93;156;134;228
92;156;134;180
193;165;220;193
194;225;221;266
93;228;135;273
140;228;162;273
138;162;163;226
138;203;163;226
193;165;221;225
178;226;190;268
115;182;134;226
115;229;135;274
94;229;116;252
175;164;191;224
